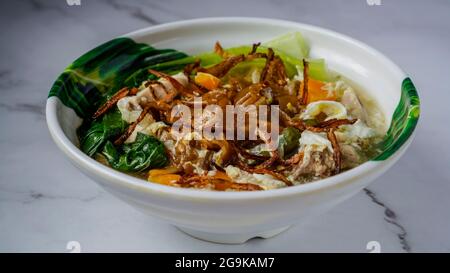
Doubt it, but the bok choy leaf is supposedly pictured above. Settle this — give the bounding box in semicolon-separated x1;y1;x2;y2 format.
101;133;168;172
79;109;127;157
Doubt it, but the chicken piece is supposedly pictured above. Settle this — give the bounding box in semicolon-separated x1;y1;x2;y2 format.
340;144;362;169
117;95;144;123
289;147;336;179
288;130;336;179
124;114;155;143
157;131;221;175
114;105;151;146
225;165;287;190
171;139;210;174
117;72;188;123
341;89;368;122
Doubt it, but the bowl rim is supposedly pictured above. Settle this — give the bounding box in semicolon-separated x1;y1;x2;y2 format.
46;17;415;201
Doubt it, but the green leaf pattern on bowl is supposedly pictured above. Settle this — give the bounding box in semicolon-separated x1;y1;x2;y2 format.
374;78;420;160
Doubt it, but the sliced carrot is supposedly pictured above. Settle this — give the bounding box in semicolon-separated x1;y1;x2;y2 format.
195;72;221;90
212;171;232;181
213;180;233;191
207;171;233;191
148;166;179;177
300;78;336;104
149;174;181;185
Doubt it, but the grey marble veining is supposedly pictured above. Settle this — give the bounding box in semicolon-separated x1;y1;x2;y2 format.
0;0;449;252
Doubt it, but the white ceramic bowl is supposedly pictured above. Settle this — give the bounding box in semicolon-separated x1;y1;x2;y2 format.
46;18;420;244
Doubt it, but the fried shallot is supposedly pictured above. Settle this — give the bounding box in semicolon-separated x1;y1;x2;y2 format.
92;87;138;119
114;105;151;146
199;54;246;78
327;128;341;175
299;59;309;105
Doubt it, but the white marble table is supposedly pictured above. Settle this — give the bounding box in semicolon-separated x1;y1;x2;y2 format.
0;0;449;252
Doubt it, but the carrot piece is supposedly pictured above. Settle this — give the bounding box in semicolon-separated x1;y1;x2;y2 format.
300;78;336;104
194;72;221;90
148;166;179;177
149;174;181;185
212;171;232;181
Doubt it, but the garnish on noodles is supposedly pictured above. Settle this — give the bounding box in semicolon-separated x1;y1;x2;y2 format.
79;33;385;191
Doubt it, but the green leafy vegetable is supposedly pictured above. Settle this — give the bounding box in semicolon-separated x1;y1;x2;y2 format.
278;127;302;158
306;58;330;82
79;109;127;157
222;45;301;77
188;32;330;80
263;31;309;60
101;133;168;172
225;59;266;82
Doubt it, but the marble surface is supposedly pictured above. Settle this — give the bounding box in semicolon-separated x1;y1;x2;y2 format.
0;0;449;253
